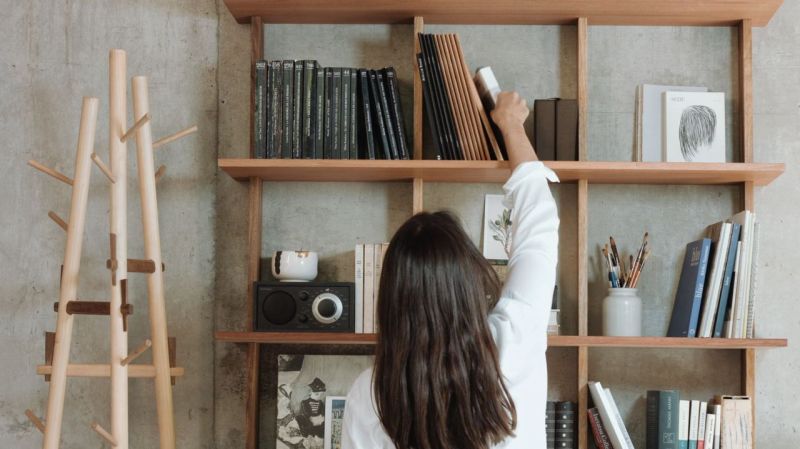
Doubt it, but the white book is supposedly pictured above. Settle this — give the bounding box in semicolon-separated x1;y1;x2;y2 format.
697;402;707;448
699;222;732;337
373;243;387;333
689;400;700;448
474;66;501;107
712;404;722;449
679;400;691;446
604;388;635;449
704;413;716;449
588;382;630;449
745;221;760;338
724;244;742;338
637;84;707;161
363;243;375;334
663;91;726;163
354;244;364;333
730;211;755;338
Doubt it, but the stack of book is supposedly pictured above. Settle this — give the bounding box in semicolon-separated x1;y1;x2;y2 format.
533;98;579;161
353;242;389;333
546;401;577;449
416;33;504;161
667;210;759;339
587;382;634;449
254;60;410;160
645;390;752;449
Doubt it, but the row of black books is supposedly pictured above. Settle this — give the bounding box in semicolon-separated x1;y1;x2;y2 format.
547;401;577;449
253;60;410;160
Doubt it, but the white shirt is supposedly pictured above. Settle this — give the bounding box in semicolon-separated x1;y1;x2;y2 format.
343;161;560;449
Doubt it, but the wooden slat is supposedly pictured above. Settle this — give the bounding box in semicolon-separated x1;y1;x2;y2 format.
578;180;588;336
739;19;753;163
221;0;783;26
577;18;588;161
215;332;788;348
578;346;589;449
412;178;424;214
219;159;785;185
742;348;756;448
250;16;264;159
37;364;184;378
413;16;424;160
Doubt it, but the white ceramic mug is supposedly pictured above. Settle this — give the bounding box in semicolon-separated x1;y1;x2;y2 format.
271;250;318;282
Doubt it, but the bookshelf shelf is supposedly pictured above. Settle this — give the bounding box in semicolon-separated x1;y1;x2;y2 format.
219;158;785;185
215;331;788;349
222;0;782;27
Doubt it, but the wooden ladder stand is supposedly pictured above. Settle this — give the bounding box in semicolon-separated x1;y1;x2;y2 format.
25;49;197;449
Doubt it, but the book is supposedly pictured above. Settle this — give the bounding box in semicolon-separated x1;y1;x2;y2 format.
416;51;444;159
605;389;634;449
421;33;460;160
314;66;325;158
712;404;721;449
331;68;342;159
254;60;267;159
716;396;752;449
292;61;303;158
323;396;346;449
341;68;351;159
688;400;700;449
302;60;316;158
349;69;358;160
698;222;732;337
324;68;333;158
587;407;612;449
269;60;283;158
745;221;760;338
703;413;715;449
555;402;576;449
373;243;386;333
281;60;294;158
696;402;707;449
724;244;742;338
369;70;391;159
729;211;755;338
354;244;364;333
668;239;712;337
385;67;409;159
363;243;375;334
588;382;631;449
636;84;707;161
434;34;475;160
678;400;690;449
713;223;740;338
647;390;679;449
475;66;500;107
377;69;399;159
547;401;556;449
534;99;557;160
358;69;376;159
663;91;726;163
556;99;578;161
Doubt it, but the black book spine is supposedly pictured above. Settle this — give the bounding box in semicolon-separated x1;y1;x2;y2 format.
270;60;283;159
302;60;316;159
555;402;576;449
341;68;351;160
419;34;452;159
265;61;275;158
422;33;462;160
331;68;342;159
385;67;409;159
349;70;358;159
359;69;376;160
369;70;391;159
254;60;267;159
416;52;443;160
314;66;325;159
281;60;293;158
323;68;333;159
292;61;303;158
376;70;399;160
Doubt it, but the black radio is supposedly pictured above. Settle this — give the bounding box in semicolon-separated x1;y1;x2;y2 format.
253;282;355;332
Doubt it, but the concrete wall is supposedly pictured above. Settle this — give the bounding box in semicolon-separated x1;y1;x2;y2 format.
1;1;217;448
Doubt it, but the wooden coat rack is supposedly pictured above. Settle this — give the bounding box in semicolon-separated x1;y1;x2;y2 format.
25;49;197;449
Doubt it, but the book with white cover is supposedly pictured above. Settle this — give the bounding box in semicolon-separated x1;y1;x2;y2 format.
588;382;630;449
689;400;700;449
373;243;388;333
637;84;707;161
679;400;691;449
363;243;375;334
712;404;722;449
663;91;726;163
745;221;760;338
698;222;732;337
697;402;707;449
730;211;755;338
605;388;635;449
474;66;501;107
354;244;364;333
704;413;716;449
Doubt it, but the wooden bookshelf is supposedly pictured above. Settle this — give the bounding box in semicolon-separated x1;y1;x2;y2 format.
217;3;788;449
219;158;785;185
216;331;788;349
222;0;783;27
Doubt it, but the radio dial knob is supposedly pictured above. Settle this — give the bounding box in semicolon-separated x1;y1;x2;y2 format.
312;292;343;324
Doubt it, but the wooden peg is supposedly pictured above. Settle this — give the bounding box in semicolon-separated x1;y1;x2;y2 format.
91;422;118;447
153;125;198;149
25;409;45;433
154;165;166;182
90;153;116;183
108;233;117;286
27;160;74;186
48;211;68;232
168;337;177;385
121;339;152;366
120;113;151;143
44;331;55;382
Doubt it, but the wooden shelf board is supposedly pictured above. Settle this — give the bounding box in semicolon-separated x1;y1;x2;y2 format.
218;159;784;186
215;331;787;348
222;0;783;26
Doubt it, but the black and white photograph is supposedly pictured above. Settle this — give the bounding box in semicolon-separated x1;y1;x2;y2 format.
663;91;726;163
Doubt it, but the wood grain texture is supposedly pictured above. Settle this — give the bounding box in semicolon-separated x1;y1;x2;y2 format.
742;348;756;448
739;19;753;163
577;18;588;161
413;178;424;214
578;179;588;336
578;346;589;449
221;0;783;26
37;364;185;378
219;159;785;185
413;17;424;160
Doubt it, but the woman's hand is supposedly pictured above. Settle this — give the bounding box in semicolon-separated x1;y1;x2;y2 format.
491;91;529;133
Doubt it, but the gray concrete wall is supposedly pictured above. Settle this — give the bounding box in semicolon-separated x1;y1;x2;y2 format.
1;1;218;448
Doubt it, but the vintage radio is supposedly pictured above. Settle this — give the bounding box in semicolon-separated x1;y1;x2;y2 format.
253;282;355;332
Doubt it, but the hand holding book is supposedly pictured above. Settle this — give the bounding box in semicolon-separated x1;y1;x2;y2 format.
491;91;538;169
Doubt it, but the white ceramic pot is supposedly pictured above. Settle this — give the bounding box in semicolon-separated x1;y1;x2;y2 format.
271;250;318;282
602;288;642;337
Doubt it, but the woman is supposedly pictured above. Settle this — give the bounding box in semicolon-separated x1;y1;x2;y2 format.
343;91;559;449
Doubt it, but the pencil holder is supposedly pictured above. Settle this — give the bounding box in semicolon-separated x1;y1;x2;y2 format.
602;288;642;337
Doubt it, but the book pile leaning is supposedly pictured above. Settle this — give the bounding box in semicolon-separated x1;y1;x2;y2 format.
353;243;388;333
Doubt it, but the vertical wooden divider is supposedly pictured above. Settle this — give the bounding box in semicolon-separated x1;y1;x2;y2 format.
413;178;424;214
576;17;589;449
738;19;756;449
245;16;264;449
413;16;424;160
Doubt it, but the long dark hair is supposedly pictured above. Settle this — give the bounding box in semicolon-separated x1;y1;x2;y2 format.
374;211;517;449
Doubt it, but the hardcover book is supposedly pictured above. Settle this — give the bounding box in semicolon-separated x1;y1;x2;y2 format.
340;68;351;159
556;99;578;161
698;222;732;337
534;99;557;161
293;61;303;158
302;60;316;158
667;239;712;337
270;60;283;158
663;91;726;163
636;84;707;161
587;407;612;449
349;70;358;159
714;223;740;337
314;66;325;158
254;60;267;159
331;68;342;159
647;390;679;449
358;69;376;159
368;70;391;159
281;60;294;158
385;67;409;159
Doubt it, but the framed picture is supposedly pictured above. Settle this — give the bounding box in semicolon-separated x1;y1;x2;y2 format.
323;396;347;449
663;91;726;162
482;194;512;264
264;350;373;449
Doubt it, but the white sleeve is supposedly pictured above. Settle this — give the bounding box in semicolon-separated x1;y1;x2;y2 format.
489;161;560;374
342;369;381;449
